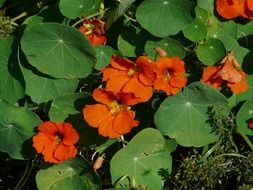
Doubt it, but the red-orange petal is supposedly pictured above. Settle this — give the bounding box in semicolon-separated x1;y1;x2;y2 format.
83;104;110;128
110;55;133;71
170;75;188;88
113;110;139;135
216;0;245;19
61;123;79;145
32;132;51;153
98;114;120;138
54;145;77;162
41;143;59;163
92;88;115;104
227;72;249;94
105;74;130;92
38;121;58;138
102;67;126;82
245;0;253;19
122;77;153;102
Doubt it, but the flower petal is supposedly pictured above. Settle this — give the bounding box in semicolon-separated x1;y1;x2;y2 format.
105;74;130;92
83;104;110;128
92;88;115;104
32;132;51;153
216;0;244;19
54;145;77;162
38;121;58;138
113;110;139;135
110;55;133;71
123;77;153;102
62;123;79;145
98;114;120;138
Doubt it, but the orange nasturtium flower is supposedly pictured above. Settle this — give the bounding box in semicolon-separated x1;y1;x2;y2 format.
32;121;79;163
102;55;156;102
154;56;188;95
216;0;253;19
83;88;140;138
201;51;248;94
79;18;106;45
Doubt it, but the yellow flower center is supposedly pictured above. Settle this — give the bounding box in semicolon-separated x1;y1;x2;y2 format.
127;65;138;76
163;70;172;80
53;135;62;145
108;101;123;115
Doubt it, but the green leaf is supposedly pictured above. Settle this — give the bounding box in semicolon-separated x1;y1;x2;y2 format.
145;37;185;60
136;0;194;37
154;82;228;147
110;128;172;190
237;21;253;38
49;92;90;122
49;92;106;145
0;36;24;103
197;0;214;14
36;157;101;190
117;30;145;57
114;0;136;21
0;0;5;7
196;38;226;65
94;45;114;70
59;0;101;19
195;7;209;23
182;18;207;42
21;23;96;79
19;51;78;104
236;99;253;136
0;99;41;159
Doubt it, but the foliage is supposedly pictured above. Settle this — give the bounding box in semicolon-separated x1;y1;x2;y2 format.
0;0;253;189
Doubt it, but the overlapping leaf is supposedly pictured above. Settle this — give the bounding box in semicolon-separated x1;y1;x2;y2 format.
136;0;194;37
0;36;24;103
110;128;172;190
155;82;229;147
0;99;41;159
21;23;96;79
36;157;101;190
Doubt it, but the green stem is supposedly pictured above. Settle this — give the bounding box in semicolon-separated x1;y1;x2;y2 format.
238;130;253;151
213;153;247;160
15;160;33;190
71;8;109;27
198;140;221;163
11;11;27;22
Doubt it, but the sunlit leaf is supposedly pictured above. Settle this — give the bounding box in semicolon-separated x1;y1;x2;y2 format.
196;38;226;65
94;45;114;70
155;82;228;147
136;0;194;37
21;23;96;79
145;37;185;60
59;0;101;19
0;99;41;159
36;157;101;190
111;128;172;189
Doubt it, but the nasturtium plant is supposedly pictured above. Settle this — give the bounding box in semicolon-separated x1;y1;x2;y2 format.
155;82;228;147
21;23;96;79
36;157;101;190
110;128;172;190
1;0;253;189
0;99;41;159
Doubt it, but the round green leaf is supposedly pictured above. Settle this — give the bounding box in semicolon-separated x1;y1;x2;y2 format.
195;7;209;23
0;99;41;159
236;99;253;136
59;0;100;19
196;38;226;65
21;23;96;79
136;0;194;37
36;157;101;190
154;82;228;147
94;45;114;70
145;37;185;60
110;128;172;189
117;30;145;57
0;36;24;103
237;21;253;38
182;18;207;42
197;0;214;14
19;53;78;104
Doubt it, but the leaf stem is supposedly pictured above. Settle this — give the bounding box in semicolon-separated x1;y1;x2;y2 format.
15;160;33;190
11;11;27;22
198;140;221;163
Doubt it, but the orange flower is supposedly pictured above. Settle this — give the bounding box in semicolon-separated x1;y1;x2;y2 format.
83;88;139;138
79;18;106;45
32;121;79;163
201;51;248;94
102;55;156;102
154;56;187;95
216;0;253;19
